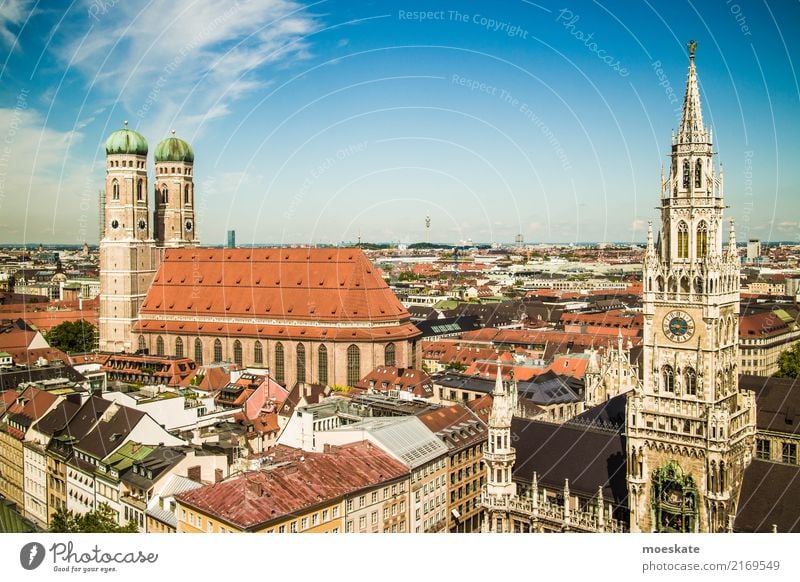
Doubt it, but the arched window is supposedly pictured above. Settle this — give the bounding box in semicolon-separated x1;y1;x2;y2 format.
194;338;203;365
184;184;190;205
697;221;708;258
695;159;703;188
233;340;242;366
685;367;697;396
156;336;164;356
138;335;146;353
160;185;168;204
254;340;263;365
112;179;120;200
296;344;306;383
682;160;690;189
662;365;675;393
275;343;285;385
318;345;328;386
213;339;223;362
137;179;143;201
347;344;360;387
385;343;396;367
175;337;184;358
677;222;689;259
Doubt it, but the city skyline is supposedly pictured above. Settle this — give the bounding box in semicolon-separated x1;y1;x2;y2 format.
0;1;798;246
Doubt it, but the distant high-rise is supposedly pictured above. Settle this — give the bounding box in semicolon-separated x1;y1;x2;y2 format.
514;233;524;247
227;230;236;248
746;239;761;262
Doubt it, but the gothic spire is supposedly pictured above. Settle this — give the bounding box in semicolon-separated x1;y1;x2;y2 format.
678;40;708;145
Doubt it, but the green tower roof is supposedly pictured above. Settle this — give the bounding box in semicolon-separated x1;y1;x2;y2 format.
155;132;194;163
105;122;148;156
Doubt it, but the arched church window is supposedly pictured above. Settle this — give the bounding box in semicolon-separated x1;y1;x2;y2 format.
175;336;184;358
318;344;328;386
160;185;168;204
684;367;697;396
213;339;223;362
233;340;242;366
112;179;120;200
137;179;143;201
184;184;190;205
156;336;164;356
677;222;689;259
662;365;675;392
347;344;360;387
296;343;306;383
385;343;396;367
254;340;263;364
697;221;708;258
275;342;285;384
138;335;146;353
194;338;203;365
695;159;703;188
682;160;690;189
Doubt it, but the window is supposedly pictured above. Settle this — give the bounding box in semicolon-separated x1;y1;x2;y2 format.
347;344;360;386
346;499;353;512
371;511;378;524
682;160;690;189
275;342;285;384
782;443;797;464
359;516;366;530
194;338;203;365
697;221;708;258
677;221;689;259
756;439;770;460
332;506;339;518
175;336;184;358
112;179;119;200
160;184;168;204
254;340;263;365
695;158;703;188
684;367;697;396
301;517;308;530
290;521;297;533
213;339;223;362
346;521;353;533
662;365;675;393
371;491;378;503
296;343;306;383
385;343;396;367
233;340;243;366
184;184;191;205
278;525;285;533
156;336;164;356
359;495;365;508
138;335;146;352
137;179;144;201
318;344;328;385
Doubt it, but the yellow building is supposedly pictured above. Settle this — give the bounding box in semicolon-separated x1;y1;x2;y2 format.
176;442;408;533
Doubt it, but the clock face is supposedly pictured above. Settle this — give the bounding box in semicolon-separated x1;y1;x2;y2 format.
663;310;695;343
138;219;147;230
184;220;193;232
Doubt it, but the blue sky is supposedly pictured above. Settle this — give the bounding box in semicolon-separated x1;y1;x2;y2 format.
0;0;798;245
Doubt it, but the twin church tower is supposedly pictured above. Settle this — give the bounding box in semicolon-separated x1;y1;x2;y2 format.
98;125;198;352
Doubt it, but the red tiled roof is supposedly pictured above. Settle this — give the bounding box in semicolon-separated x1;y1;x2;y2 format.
176;442;408;530
739;312;791;338
138;248;415;327
354;366;432;397
3;346;70;366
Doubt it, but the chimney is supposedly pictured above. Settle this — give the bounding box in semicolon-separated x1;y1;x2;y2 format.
246;479;263;498
187;465;201;482
214;468;223;483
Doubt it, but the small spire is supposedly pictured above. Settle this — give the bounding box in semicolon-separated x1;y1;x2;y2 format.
646;221;655;252
678;40;706;144
728;219;737;257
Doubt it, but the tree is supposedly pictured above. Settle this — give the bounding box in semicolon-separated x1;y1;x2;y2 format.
776;343;800;379
445;361;467;372
49;504;138;533
45;320;97;354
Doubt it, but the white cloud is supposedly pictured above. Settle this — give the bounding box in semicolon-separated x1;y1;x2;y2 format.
58;0;319;137
0;0;32;47
0;105;95;243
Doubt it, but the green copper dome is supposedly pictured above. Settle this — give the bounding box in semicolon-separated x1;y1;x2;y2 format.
105;124;148;156
155;133;194;163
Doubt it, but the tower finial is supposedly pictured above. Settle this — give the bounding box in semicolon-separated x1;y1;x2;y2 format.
123;120;128;127
171;129;176;136
688;39;697;58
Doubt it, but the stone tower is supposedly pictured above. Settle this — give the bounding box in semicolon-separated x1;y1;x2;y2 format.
626;42;756;533
98;122;158;352
153;132;198;247
482;366;518;532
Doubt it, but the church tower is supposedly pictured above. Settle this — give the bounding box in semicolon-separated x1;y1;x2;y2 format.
482;367;518;532
626;42;756;532
153;132;198;246
98;122;158;352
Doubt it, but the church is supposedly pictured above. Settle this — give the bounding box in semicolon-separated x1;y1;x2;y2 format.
98;127;421;388
482;42;763;533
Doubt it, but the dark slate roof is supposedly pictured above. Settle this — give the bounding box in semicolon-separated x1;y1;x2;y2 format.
516;371;583;405
431;372;495;395
75;405;146;460
443;300;525;327
739;375;800;436
407;305;439;321
121;446;187;489
735;459;800;532
0;364;85;391
511;417;628;505
35;399;81;436
60;395;112;441
567;392;629;432
415;316;482;338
